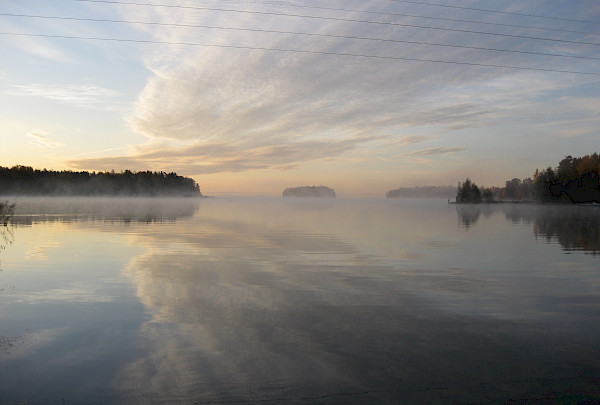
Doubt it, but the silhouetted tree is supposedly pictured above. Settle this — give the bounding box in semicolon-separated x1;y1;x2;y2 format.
534;166;558;202
532;154;600;203
483;188;494;203
456;178;483;203
504;178;522;199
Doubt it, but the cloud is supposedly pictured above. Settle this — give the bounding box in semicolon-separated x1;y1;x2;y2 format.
68;137;379;174
2;21;72;62
8;84;121;108
20;39;71;62
67;0;519;174
71;0;598;178
389;135;433;146
27;129;63;148
405;147;465;157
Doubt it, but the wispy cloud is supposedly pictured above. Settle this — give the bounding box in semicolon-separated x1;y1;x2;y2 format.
68;137;379;174
8;84;121;108
406;147;465;157
4;25;72;62
27;129;63;148
68;0;599;182
74;146;133;157
390;135;433;146
64;0;527;175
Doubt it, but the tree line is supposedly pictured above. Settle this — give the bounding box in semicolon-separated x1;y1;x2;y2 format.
386;185;456;198
0;166;202;197
457;153;600;203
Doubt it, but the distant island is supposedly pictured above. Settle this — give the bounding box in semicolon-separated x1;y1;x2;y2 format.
282;185;336;198
0;165;202;197
386;185;455;198
455;153;600;204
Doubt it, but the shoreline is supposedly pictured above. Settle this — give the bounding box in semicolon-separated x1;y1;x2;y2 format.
449;200;599;206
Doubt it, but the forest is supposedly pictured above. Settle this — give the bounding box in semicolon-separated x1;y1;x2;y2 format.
0;166;202;197
456;153;600;203
386;185;455;198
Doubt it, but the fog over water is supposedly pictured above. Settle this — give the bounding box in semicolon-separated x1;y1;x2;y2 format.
1;197;599;403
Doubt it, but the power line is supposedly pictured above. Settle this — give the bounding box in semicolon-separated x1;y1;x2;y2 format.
68;0;600;47
2;32;599;76
386;0;600;25
186;0;600;37
4;12;599;61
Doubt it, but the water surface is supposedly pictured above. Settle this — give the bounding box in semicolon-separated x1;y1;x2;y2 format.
1;197;599;403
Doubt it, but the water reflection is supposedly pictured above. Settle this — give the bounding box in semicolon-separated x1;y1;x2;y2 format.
10;197;200;225
457;203;600;254
0;224;13;255
0;220;14;271
1;198;599;403
455;204;493;229
115;198;600;403
531;207;600;254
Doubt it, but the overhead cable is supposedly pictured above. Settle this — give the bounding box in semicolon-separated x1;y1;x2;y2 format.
2;32;599;76
91;0;600;37
70;0;600;47
386;0;600;25
3;12;598;61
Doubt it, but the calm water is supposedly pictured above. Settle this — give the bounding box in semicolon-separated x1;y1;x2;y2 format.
1;197;599;404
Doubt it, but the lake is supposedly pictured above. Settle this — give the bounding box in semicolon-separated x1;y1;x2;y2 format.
1;197;599;404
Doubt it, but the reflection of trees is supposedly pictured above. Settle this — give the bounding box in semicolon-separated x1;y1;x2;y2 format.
1;201;15;268
456;203;600;254
0;224;14;265
456;205;493;229
532;208;600;254
10;197;200;225
1;201;15;226
502;205;600;254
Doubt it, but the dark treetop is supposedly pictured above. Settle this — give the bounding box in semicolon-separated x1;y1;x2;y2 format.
533;153;600;203
0;166;201;197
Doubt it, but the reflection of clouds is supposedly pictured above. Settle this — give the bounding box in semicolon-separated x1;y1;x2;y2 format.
118;201;423;399
17;286;114;304
1;328;67;358
25;240;62;261
117;198;600;402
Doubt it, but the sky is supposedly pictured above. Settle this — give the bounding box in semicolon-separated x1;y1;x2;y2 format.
1;0;599;196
